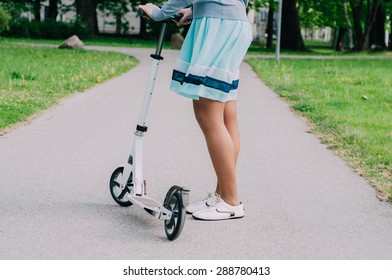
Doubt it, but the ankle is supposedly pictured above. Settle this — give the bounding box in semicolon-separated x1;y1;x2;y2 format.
221;197;240;207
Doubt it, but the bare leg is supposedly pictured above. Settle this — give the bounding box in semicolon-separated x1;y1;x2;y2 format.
193;98;240;206
215;100;240;195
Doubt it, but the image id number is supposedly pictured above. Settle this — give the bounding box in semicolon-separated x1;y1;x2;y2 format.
216;266;270;276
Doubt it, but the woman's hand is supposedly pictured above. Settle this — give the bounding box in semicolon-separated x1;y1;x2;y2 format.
175;8;192;26
138;3;158;19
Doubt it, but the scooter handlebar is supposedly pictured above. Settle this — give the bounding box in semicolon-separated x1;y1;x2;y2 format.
137;8;184;22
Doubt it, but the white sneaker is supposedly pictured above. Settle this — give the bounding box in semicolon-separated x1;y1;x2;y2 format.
192;198;244;221
186;193;220;214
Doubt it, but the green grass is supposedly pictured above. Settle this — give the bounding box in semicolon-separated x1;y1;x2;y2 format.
0;41;138;130
247;58;392;201
4;36;391;57
1;36;170;49
247;42;337;56
247;41;391;57
1;36;342;54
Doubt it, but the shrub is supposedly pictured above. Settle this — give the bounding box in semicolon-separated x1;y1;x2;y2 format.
5;17;40;38
3;17;91;40
0;3;11;33
69;17;91;39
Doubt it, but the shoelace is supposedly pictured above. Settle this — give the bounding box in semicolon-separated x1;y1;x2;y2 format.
205;193;221;207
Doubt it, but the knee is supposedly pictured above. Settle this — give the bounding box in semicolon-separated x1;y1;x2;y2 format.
194;110;212;132
223;101;237;124
193;99;224;133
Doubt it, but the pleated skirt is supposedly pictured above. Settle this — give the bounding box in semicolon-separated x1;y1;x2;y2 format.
170;17;252;102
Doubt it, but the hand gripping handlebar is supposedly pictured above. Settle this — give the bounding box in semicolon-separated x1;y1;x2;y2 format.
137;8;184;23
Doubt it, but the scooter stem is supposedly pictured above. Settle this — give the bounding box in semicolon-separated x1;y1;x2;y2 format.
132;22;170;195
153;22;168;59
136;22;168;130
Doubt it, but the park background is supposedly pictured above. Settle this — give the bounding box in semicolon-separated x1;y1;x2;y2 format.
0;1;391;215
0;0;391;51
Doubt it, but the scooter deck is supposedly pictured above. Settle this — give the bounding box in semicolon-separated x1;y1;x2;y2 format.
128;195;172;220
131;195;161;210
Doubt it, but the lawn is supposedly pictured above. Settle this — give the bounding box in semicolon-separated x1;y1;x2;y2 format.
247;58;392;201
246;40;390;57
4;36;391;57
1;36;169;49
0;41;138;131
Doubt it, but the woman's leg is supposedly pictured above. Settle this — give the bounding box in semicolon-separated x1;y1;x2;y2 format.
193;98;240;206
215;100;240;195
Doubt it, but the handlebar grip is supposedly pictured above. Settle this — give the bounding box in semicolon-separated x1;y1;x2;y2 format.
171;13;183;21
137;8;184;22
137;8;148;18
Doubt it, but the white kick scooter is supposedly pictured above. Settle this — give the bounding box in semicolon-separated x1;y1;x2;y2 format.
109;9;189;241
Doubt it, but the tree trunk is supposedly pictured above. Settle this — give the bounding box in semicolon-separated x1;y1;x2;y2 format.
266;2;275;49
357;0;380;51
281;0;306;51
115;13;122;34
349;0;381;51
369;5;386;49
334;27;347;51
390;11;392;50
75;0;99;36
343;0;354;49
48;0;58;20
32;0;41;21
349;0;363;48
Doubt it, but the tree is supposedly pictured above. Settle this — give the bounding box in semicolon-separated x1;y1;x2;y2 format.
349;0;381;50
299;0;348;50
76;0;156;38
298;0;392;51
281;0;306;50
1;0;56;21
343;0;354;49
0;0;30;18
71;0;155;37
128;0;158;38
300;0;341;28
98;0;130;35
32;0;42;21
380;0;392;50
250;0;274;47
48;0;58;19
0;2;11;33
75;0;100;35
265;0;275;48
369;4;386;49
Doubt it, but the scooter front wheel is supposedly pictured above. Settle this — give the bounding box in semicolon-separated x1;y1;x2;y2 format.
163;186;186;241
109;167;133;207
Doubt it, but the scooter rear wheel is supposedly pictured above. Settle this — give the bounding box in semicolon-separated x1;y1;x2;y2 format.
163;186;186;241
109;167;133;207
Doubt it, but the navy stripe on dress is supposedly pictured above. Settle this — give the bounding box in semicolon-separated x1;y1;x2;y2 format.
172;70;239;93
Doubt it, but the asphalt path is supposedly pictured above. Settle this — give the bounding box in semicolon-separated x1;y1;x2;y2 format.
1;46;391;259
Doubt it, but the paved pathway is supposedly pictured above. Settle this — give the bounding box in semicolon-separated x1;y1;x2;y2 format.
1;46;391;259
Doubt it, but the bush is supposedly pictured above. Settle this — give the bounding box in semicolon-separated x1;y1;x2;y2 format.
0;3;11;33
69;17;91;39
4;17;38;38
3;17;91;40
